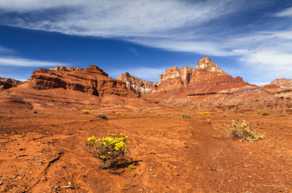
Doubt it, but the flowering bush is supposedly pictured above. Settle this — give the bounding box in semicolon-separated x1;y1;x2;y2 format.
86;135;134;169
230;120;264;142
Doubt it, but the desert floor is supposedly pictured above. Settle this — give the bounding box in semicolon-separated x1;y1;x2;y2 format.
0;89;292;193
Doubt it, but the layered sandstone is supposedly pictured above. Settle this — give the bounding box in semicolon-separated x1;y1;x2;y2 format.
271;79;292;89
0;77;21;90
157;67;192;92
263;78;292;99
117;72;155;95
31;65;135;97
155;56;247;94
195;56;224;73
188;57;248;95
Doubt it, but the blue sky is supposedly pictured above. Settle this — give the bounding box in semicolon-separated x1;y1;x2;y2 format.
0;0;292;83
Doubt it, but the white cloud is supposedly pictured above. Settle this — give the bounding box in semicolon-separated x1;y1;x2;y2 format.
0;1;292;83
4;0;242;38
0;0;83;12
0;56;68;67
223;30;292;82
0;46;14;54
239;49;292;80
0;0;257;57
128;38;234;56
243;50;292;67
275;6;292;17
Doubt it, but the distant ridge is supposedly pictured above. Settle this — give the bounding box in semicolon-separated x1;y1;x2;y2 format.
0;77;21;90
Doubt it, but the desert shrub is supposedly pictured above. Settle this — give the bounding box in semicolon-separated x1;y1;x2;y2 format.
82;109;92;114
198;112;210;116
256;110;269;116
230;120;264;142
97;114;108;120
86;135;137;169
182;114;191;119
261;112;269;116
86;135;98;146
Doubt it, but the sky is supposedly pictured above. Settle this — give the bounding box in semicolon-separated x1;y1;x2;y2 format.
0;0;292;84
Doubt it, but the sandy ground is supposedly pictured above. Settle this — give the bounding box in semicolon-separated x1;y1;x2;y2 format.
0;88;292;193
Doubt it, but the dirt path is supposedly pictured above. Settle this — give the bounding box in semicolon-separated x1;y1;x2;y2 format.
188;114;292;193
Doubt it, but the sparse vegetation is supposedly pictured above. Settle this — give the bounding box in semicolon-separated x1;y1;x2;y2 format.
257;110;269;116
198;112;210;116
261;112;269;116
86;134;139;169
182;114;191;119
97;114;108;120
82;109;92;114
230;120;264;142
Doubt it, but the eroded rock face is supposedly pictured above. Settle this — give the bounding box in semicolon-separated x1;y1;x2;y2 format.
189;57;247;95
155;56;247;94
117;72;155;95
157;67;192;92
271;79;292;89
31;65;136;97
263;78;292;99
195;56;224;73
0;77;21;90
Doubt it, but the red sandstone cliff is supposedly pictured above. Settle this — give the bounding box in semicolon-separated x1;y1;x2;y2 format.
30;65;136;97
0;77;21;90
154;56;248;95
187;56;248;95
117;72;155;95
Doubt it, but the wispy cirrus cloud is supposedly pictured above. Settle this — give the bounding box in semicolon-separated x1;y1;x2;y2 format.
274;6;292;17
0;0;246;39
0;56;69;67
128;38;234;57
0;46;14;54
0;45;67;67
0;0;82;12
0;0;292;83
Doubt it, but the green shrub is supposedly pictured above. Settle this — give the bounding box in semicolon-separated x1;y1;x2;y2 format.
230;120;264;142
86;135;138;169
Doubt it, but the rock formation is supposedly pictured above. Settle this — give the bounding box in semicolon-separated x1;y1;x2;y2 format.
263;78;292;99
155;56;247;94
195;56;224;73
117;72;155;95
188;56;248;95
30;65;136;97
0;77;21;90
156;67;192;92
271;79;292;89
29;57;251;98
